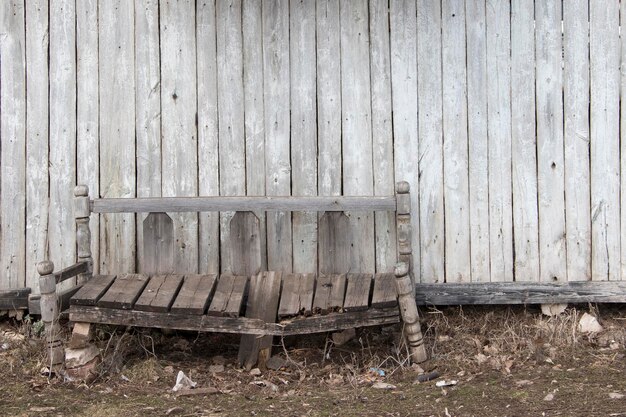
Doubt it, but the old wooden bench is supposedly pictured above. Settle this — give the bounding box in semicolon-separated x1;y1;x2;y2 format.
38;182;426;371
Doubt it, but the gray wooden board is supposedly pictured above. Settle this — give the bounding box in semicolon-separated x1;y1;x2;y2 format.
134;275;184;313
71;275;116;306
54;261;89;284
312;274;347;314
278;273;315;318
0;288;30;310
371;273;397;308
91;196;396;213
318;212;351;275
229;211;262;276
207;275;249;317
238;271;283;368
142;213;174;275
343;273;372;312
68;306;399;336
97;274;149;310
170;274;218;315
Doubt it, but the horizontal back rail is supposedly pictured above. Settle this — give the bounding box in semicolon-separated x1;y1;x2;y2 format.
91;196;397;213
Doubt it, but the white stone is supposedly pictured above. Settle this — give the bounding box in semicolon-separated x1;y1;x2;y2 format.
578;313;603;334
541;304;567;317
65;344;100;369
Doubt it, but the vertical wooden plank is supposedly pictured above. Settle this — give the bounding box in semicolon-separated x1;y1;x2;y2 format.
564;0;591;282
318;212;351;275
511;0;539;282
441;0;470;283
486;0;513;282
77;0;100;276
536;0;566;282
370;0;396;273
465;0;490;282
621;2;626;281
263;0;292;271
99;0;136;274
590;1;620;281
340;0;375;272
416;0;442;283
0;0;26;289
25;0;48;291
590;0;620;281
229;211;262;276
290;0;317;274
217;0;246;273
242;0;267;271
197;0;220;274
142;213;174;275
136;0;162;273
160;0;198;272
316;0;342;198
49;0;76;283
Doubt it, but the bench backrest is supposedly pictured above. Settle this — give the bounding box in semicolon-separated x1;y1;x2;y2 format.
74;181;413;278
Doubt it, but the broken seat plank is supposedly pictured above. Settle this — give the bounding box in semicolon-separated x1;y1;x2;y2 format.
278;273;316;318
97;274;149;310
170;274;218;314
344;273;372;312
71;275;117;306
371;273;397;308
238;271;283;369
134;274;184;312
207;274;249;317
312;274;347;314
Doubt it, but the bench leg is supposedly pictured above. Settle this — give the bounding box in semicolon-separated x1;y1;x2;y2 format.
395;262;428;363
38;261;65;372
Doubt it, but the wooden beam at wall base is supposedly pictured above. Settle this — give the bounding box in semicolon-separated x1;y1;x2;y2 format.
0;288;30;310
414;281;626;306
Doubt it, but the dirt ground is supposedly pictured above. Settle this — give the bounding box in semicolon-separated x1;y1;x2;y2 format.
1;305;625;417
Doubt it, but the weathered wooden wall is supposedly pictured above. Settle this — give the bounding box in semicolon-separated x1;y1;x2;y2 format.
1;0;623;291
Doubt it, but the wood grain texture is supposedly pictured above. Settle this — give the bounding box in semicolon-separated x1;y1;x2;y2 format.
217;0;246;274
264;0;292;272
242;0;267;271
486;0;513;282
340;0;375;273
371;273;397;308
441;0;470;283
511;0;539;282
134;275;184;312
318;212;351;275
207;274;248;317
316;0;342;198
564;0;591;281
160;0;198;273
370;0;396;273
312;274;347;314
49;0;75;286
25;0;48;292
465;0;490;282
98;274;149;310
135;0;161;274
229;211;262;276
278;273;315;318
416;0;443;283
99;0;136;274
170;274;218;314
536;0;567;282
343;273;372;312
197;0;220;274
142;213;174;275
76;0;99;276
590;0;620;281
71;275;116;306
290;0;318;274
0;288;30;310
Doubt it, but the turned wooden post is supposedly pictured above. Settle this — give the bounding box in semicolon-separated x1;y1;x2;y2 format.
395;262;428;363
395;181;413;284
74;185;93;284
38;260;64;370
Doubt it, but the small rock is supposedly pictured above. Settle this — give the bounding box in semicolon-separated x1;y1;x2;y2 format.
544;393;554;401
609;392;624;399
250;380;278;392
578;313;603;334
266;356;287;371
541;304;567;317
208;364;225;373
166;406;184;415
437;335;452;343
415;371;440;383
65;345;100;368
65;356;100;383
372;382;396;390
436;380;458;388
249;368;262;376
475;353;488;365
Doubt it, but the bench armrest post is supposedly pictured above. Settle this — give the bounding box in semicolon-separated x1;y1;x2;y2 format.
74;185;93;284
394;262;428;363
395;181;413;284
38;260;65;370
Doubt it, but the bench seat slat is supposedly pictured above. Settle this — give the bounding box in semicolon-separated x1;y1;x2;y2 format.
70;275;117;306
207;275;249;317
91;196;397;213
278;273;316;318
134;275;184;312
371;273;398;308
97;274;149;310
344;273;373;312
312;274;347;314
170;274;218;315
